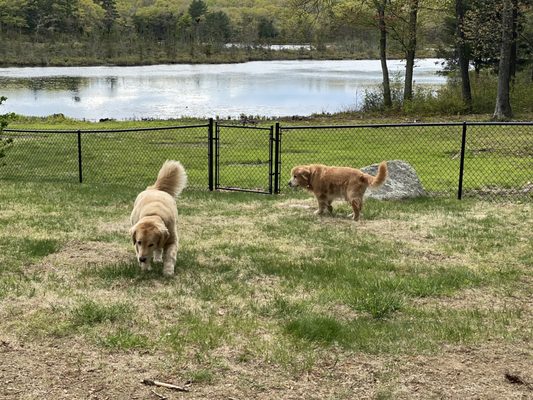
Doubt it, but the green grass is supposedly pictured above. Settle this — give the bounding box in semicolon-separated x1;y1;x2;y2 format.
0;180;531;391
70;300;135;327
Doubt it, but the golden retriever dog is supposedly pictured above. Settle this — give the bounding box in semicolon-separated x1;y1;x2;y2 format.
130;160;187;276
288;161;388;220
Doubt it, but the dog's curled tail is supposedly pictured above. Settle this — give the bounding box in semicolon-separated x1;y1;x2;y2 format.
366;161;388;187
153;160;187;197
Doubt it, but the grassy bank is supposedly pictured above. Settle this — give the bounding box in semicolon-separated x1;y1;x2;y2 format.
0;181;531;398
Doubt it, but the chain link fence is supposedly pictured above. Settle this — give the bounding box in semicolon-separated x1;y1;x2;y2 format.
279;123;463;196
214;123;274;193
0;124;210;190
1;120;531;199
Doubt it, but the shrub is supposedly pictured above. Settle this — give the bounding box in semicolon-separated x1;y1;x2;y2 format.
0;96;14;162
361;70;533;116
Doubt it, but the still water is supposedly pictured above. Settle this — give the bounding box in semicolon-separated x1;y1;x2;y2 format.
0;59;446;120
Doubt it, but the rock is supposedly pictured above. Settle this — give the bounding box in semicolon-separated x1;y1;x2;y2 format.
362;160;426;200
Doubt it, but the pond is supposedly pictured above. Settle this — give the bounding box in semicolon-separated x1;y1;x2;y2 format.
0;59;446;120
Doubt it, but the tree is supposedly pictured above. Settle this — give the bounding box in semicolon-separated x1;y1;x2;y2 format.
402;0;419;101
188;0;208;21
94;0;117;34
203;11;232;44
0;0;29;33
0;96;13;163
455;0;472;110
493;0;514;119
258;17;279;41
375;0;392;107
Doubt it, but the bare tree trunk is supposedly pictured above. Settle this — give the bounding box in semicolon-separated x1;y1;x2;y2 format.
455;0;472;111
378;2;392;108
510;0;518;80
493;0;513;120
403;0;419;101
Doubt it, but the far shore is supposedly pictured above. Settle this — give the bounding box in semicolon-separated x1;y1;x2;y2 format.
0;47;436;69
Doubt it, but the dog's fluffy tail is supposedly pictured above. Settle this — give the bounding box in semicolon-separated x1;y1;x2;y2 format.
152;160;187;197
364;161;388;188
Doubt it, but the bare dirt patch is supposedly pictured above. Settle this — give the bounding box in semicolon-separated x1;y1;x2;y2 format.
29;240;131;273
0;335;531;399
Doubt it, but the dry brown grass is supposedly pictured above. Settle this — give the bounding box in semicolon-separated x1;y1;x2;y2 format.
0;185;531;399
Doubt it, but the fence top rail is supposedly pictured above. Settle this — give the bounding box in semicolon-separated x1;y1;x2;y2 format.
464;121;533;126
3;123;209;134
279;121;533;130
216;124;272;131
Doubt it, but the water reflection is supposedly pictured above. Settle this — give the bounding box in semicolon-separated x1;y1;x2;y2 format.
0;59;446;120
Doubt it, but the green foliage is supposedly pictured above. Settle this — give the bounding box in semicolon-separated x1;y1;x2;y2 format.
0;96;13;161
257;16;278;40
362;70;533;116
188;0;208;20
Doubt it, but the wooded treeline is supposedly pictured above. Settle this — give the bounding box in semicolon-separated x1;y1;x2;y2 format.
0;0;532;119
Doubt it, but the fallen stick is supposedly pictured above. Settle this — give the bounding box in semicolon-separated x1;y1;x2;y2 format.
151;389;168;400
142;379;190;392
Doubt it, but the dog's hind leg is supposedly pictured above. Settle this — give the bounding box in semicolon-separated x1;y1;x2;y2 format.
349;197;363;221
327;200;333;214
162;242;177;276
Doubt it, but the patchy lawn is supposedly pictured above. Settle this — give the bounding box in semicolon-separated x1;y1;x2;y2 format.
0;182;531;399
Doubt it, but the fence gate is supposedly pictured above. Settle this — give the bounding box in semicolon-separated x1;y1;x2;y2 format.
213;123;278;194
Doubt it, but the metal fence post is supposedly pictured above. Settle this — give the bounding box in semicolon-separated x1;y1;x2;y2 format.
274;122;281;194
77;129;83;183
207;118;214;191
268;126;274;194
457;121;467;200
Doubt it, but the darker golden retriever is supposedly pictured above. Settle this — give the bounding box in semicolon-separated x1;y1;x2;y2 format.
130;160;187;275
288;162;388;220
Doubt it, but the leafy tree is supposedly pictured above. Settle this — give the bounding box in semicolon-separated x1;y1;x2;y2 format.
0;0;29;32
0;96;13;162
94;0;118;33
203;11;232;43
188;0;208;21
258;16;279;41
25;0;80;36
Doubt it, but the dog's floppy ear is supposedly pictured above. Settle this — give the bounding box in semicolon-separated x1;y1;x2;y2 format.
157;225;170;248
130;225;137;244
297;167;311;184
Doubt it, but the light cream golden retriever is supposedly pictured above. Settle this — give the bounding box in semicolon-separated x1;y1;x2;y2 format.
130;160;187;276
288;162;388;220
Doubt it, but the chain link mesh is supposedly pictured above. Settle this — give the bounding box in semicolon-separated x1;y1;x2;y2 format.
279;123;464;196
1;121;531;199
462;123;533;198
0;125;209;190
215;124;273;193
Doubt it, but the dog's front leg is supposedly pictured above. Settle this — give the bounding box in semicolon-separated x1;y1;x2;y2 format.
154;248;163;263
315;195;330;215
162;242;178;276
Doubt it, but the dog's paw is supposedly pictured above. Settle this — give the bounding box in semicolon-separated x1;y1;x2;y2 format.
140;263;152;272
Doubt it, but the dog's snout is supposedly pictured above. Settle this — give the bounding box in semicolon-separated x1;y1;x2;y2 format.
139;256;147;263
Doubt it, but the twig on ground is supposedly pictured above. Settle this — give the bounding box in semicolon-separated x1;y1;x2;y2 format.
150;388;168;400
142;378;190;392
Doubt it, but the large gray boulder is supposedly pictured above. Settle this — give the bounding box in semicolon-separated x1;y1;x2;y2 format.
362;160;426;200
